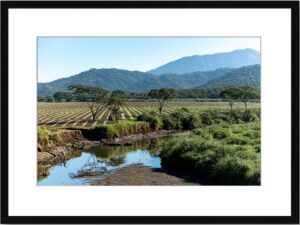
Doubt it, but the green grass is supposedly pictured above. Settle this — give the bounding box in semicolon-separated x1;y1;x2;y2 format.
37;126;63;146
161;121;261;185
38;126;54;145
93;120;150;139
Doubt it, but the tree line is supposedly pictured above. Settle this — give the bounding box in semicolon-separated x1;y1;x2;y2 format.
38;87;259;103
38;85;259;123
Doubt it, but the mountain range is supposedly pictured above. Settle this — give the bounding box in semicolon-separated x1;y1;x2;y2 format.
38;48;260;96
148;48;260;75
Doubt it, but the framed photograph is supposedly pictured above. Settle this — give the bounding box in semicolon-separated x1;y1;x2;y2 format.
1;1;299;224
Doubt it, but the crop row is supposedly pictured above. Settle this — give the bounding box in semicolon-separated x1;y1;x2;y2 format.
38;101;260;127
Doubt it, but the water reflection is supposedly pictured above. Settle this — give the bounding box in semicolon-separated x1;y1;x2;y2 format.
37;139;164;186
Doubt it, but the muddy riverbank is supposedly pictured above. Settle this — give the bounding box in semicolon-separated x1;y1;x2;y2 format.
90;164;199;185
37;129;190;166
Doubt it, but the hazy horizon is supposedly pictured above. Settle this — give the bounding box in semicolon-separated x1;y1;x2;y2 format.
38;37;260;83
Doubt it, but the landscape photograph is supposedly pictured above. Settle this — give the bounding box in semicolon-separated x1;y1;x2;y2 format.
37;37;261;186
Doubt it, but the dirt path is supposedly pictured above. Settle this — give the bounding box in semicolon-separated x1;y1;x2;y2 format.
91;164;199;186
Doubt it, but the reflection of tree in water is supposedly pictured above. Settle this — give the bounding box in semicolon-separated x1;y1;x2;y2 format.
98;155;126;167
70;154;108;178
147;138;165;156
73;139;164;177
86;140;161;166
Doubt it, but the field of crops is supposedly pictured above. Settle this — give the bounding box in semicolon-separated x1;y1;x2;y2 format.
37;100;260;128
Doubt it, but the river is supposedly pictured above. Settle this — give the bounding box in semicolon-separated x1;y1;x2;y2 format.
38;139;164;186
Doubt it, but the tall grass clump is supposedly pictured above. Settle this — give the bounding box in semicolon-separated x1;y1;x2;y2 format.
137;112;162;130
38;126;52;145
200;111;219;126
137;109;201;131
161;121;260;185
37;126;63;146
93;120;150;139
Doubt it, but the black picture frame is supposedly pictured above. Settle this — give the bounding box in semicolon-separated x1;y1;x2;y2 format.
1;1;299;224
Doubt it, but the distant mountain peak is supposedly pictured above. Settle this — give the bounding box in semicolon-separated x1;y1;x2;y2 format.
148;48;260;75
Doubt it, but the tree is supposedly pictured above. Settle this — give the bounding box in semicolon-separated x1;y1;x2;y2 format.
38;96;46;102
68;85;108;121
238;86;260;110
53;91;73;102
220;87;241;110
111;90;126;98
45;96;54;102
105;96;124;122
148;88;176;114
220;86;259;110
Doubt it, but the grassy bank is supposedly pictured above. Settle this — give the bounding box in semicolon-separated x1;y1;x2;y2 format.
38;126;84;147
91;120;150;139
38;120;151;144
160;109;260;185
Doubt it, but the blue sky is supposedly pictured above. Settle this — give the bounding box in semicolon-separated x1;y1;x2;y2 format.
38;37;260;82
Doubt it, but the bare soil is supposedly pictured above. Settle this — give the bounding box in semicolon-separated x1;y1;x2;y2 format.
92;164;199;186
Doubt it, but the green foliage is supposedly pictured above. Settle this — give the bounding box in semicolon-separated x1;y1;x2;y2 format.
201;111;219;125
211;155;260;184
68;85;109;121
201;64;261;89
181;114;201;130
147;116;162;130
53;91;73;102
105;96;124;121
93;120;150;139
225;134;250;145
168;111;186;129
148;88;176;100
68;84;108;101
36;67;238;97
161;121;260;185
38;96;54;102
38;126;52;145
137;109;201;131
209;126;232;139
148;88;176;113
37;126;63;146
220;86;260;110
136;112;162;130
199;109;260;125
243;130;260;139
242;110;258;122
111;90;126;98
161;116;177;130
136;112;150;121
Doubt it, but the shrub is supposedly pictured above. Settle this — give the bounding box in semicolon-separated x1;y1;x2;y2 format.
181;114;201;130
209;126;231;139
179;107;190;113
192;128;212;140
222;109;243;123
162;116;176;130
147;116;162;130
160;120;261;185
136;112;161;130
242;110;258;122
136;112;149;121
192;128;203;136
93;120;149;139
169;111;185;129
225;134;250;145
243;130;260;139
211;156;260;185
201;111;218;125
